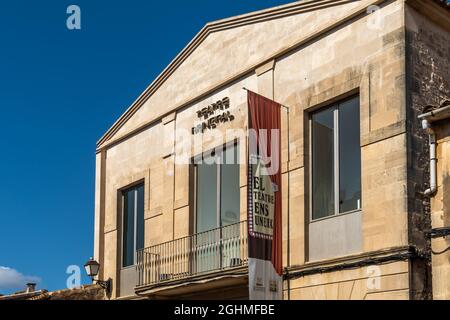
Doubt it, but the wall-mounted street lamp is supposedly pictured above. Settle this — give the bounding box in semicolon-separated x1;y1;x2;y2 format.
84;257;112;296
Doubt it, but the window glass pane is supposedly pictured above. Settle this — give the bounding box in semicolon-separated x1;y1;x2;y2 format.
339;97;361;213
196;156;218;233
123;189;136;267
220;145;240;227
312;108;335;220
136;185;145;251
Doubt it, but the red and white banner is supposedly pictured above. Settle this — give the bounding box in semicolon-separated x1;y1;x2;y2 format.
247;90;283;300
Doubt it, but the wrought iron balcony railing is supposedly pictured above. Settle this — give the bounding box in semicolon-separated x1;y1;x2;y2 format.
136;220;248;287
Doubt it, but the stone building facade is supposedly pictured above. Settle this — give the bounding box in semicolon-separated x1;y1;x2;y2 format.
418;99;450;300
430;103;450;301
93;0;450;300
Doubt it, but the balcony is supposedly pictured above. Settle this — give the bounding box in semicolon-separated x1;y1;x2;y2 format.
136;220;248;290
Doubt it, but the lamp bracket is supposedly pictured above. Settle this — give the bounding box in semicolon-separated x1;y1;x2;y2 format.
94;278;112;296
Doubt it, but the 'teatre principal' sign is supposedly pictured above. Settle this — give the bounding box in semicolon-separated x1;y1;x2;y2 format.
192;97;235;135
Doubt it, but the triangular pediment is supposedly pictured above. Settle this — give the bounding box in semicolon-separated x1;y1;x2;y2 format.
97;0;370;148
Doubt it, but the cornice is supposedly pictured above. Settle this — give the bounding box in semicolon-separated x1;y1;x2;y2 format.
406;0;450;32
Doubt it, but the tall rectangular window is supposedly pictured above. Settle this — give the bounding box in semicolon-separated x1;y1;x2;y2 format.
194;143;240;232
194;143;240;272
312;96;361;221
196;154;218;233
122;184;145;267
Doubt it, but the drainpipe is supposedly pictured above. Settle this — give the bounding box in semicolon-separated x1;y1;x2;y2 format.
421;119;437;197
418;100;450;197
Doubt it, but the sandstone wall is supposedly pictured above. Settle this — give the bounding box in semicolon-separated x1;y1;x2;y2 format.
93;0;448;299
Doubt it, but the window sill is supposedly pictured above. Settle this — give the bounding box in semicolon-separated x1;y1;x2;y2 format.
121;265;137;271
310;209;362;224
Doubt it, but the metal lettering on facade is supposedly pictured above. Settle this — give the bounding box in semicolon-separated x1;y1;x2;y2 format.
192;97;235;135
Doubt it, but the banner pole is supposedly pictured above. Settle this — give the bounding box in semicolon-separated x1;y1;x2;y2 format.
285;103;290;301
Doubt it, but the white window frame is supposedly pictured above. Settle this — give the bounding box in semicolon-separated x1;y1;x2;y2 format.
192;140;240;234
121;183;144;268
309;96;362;222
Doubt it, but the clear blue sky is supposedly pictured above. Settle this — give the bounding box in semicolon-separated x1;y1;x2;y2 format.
0;0;293;294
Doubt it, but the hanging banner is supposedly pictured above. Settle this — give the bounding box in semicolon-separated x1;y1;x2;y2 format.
247;90;282;300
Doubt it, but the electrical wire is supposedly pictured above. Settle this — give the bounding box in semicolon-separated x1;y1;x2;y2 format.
432;247;450;255
284;247;426;281
430;227;450;239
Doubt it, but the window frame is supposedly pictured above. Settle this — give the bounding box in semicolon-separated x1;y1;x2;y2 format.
192;140;240;234
309;95;362;222
120;181;145;268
